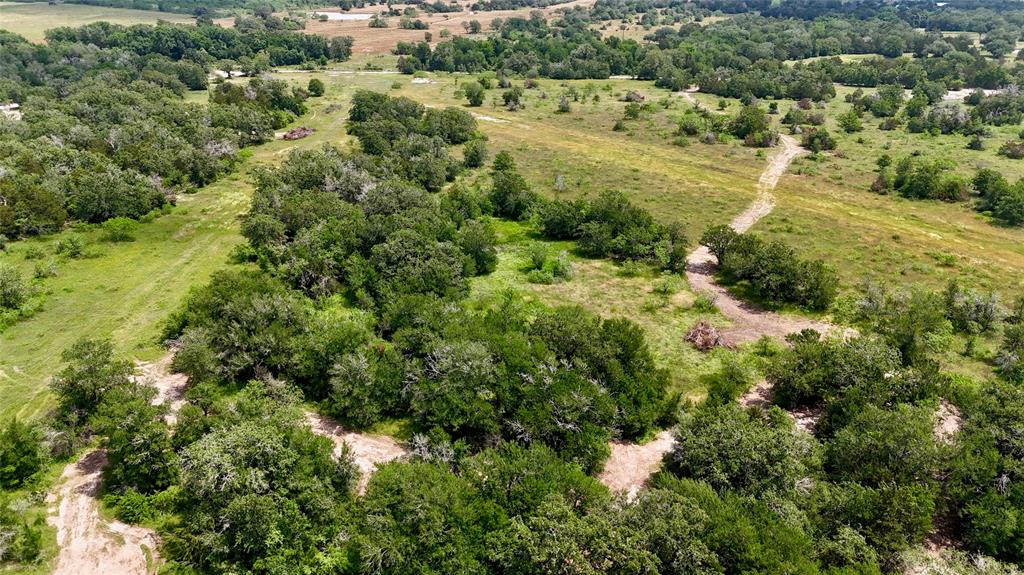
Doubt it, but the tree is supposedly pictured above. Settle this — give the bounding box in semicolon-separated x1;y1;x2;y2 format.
667;402;819;498
489;495;659;574
0;419;43;488
729;104;769;139
463;139;488;168
91;384;176;493
328;35;355;60
307;78;325;96
359;461;507;575
50;338;134;422
464;81;485;106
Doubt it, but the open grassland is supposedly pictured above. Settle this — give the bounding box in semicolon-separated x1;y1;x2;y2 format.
757;84;1024;296
0;2;192;42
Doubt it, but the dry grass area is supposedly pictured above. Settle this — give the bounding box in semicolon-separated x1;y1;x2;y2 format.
215;0;595;55
0;2;192;42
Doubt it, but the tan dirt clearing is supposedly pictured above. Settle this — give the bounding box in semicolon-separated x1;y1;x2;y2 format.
47;355;186;575
304;412;408;493
598;430;675;499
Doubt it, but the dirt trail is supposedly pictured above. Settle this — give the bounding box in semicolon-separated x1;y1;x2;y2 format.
597;430;674;498
304;412;407;494
685;134;849;345
47;355;186;575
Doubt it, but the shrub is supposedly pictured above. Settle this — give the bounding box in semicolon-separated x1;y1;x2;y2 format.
526;242;548;271
54;235;85;258
463;139;488;168
307;78;325;97
0;264;27;310
102;217;139;242
0;419;43;488
998;141;1024;159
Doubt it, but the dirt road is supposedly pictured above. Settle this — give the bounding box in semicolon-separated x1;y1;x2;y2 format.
685;134;849;344
47;356;186;575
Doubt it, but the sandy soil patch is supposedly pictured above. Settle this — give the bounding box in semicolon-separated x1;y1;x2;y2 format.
597;430;674;499
135;354;188;425
47;450;161;575
304;412;408;493
934;399;962;443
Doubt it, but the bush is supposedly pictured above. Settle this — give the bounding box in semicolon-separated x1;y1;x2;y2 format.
307;78;325;97
0;264;27;309
0;419;43;488
998;140;1024;159
464;81;485;106
54;235;85;258
698;226;838;310
463;139;488;168
102;217;139;242
526;242;548;270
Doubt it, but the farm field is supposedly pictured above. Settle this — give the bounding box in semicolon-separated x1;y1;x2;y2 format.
0;2;192;42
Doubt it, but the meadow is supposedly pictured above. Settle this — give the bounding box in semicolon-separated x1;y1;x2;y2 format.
8;58;1024;417
0;2;192;42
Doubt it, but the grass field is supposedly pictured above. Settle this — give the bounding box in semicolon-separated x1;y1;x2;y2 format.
758;85;1024;296
0;66;767;418
4;62;1022;419
0;2;192;42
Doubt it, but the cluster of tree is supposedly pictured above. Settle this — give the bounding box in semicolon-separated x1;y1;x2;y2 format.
45;20;354;67
345;90;479;190
871;157;1024;226
699;225;840;310
4;0;326;16
0;21;343;238
872;155;971;202
534;189;688;269
972;168;1024;226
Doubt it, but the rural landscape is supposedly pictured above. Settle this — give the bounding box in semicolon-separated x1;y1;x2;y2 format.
2;0;1024;573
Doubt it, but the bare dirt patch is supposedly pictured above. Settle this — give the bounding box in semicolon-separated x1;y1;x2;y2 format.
47;354;187;575
135;354;188;425
738;379;822;434
304;412;408;494
597;430;674;499
934;399;962;444
47;450;161;575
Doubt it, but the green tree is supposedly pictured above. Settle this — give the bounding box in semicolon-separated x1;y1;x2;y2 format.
307;78;325;96
0;419;43;488
50;338;134;421
464;81;485;106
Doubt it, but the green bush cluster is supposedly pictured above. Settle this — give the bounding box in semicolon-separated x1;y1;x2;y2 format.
699;225;839;310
